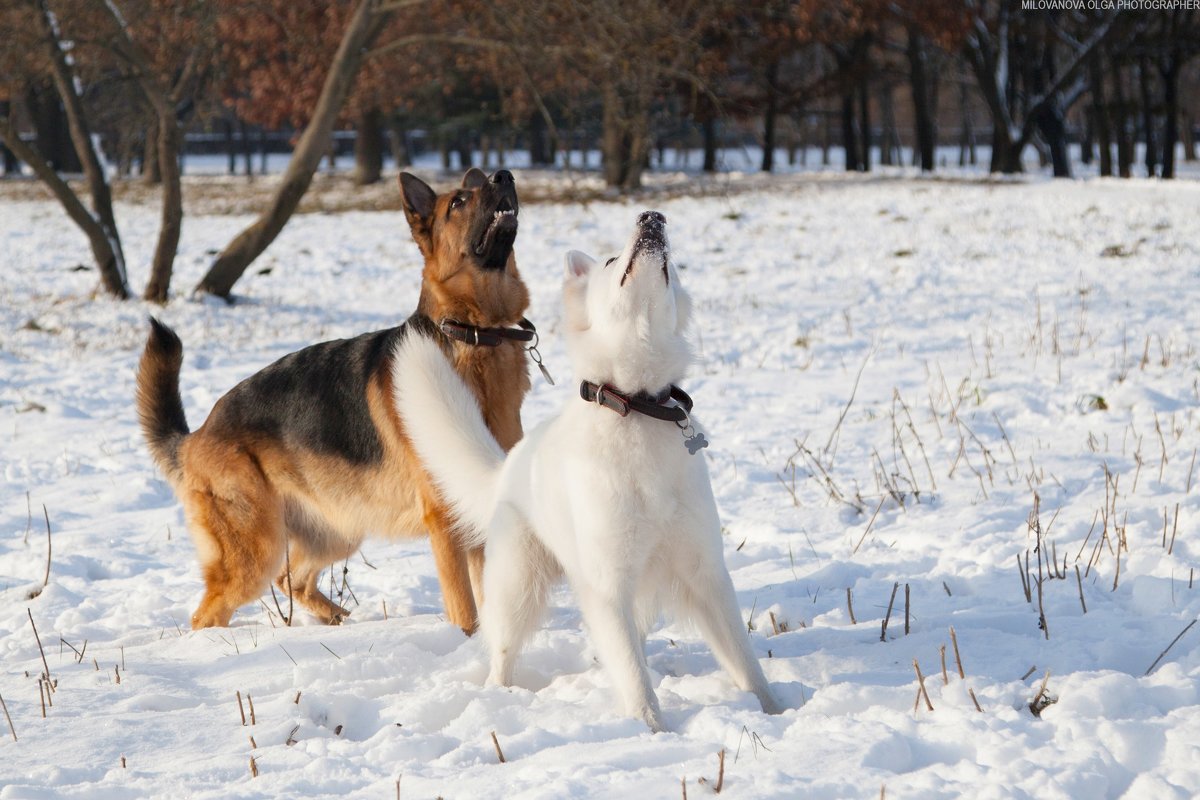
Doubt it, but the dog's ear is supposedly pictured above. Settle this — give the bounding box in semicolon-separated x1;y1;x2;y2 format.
399;172;437;254
461;168;487;189
563;250;595;330
564;250;595;280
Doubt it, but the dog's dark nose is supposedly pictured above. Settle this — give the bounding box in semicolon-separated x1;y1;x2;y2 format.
638;211;665;226
490;170;514;185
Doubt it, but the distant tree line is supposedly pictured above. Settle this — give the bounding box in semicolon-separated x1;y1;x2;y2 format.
0;0;1197;300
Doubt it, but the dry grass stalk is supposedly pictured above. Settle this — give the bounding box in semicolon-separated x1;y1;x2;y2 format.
1187;448;1196;494
0;693;16;741
823;347;874;461
248;694;256;725
1074;565;1087;613
1017;554;1032;602
1029;670;1056;717
846;588;857;624
968;688;984;712
294;691;301;704
38;679;46;718
236;691;247;726
121;756;126;768
490;730;506;763
912;659;934;712
249;735;257;749
768;611;780;636
681;776;687;800
1144;619;1197;676
1020;665;1037;680
939;645;948;685
853;496;887;555
880;583;899;642
715;749;725;793
285;725;300;746
26;610;51;687
1075;511;1099;562
249;755;258;778
904;584;911;635
949;627;965;679
1168;503;1180;555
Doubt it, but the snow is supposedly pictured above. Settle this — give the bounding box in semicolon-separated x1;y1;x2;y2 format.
1;171;1199;798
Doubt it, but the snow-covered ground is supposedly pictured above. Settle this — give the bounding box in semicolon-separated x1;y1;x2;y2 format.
1;172;1198;798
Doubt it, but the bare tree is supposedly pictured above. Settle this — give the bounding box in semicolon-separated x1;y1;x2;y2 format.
195;0;394;299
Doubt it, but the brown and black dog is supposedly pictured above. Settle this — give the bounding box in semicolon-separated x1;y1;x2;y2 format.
136;168;533;632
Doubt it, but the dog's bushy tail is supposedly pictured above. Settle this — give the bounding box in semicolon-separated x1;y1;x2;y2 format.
136;318;190;484
392;333;505;548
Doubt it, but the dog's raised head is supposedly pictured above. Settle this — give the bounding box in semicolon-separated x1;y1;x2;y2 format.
400;168;528;324
562;210;693;393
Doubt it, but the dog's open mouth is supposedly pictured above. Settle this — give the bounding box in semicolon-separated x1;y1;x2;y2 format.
474;196;518;268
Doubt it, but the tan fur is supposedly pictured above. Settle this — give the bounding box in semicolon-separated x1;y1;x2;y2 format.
147;174;531;632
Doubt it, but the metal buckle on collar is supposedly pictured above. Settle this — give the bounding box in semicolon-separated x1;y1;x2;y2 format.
594;384;630;417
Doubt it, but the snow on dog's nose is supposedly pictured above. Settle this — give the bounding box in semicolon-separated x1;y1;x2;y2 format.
622;211;670;287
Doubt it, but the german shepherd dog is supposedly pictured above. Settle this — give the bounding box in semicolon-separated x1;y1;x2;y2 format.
136;168;532;633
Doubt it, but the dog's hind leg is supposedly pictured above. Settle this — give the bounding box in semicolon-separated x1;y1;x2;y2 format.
183;482;285;630
671;550;784;716
481;505;557;687
277;540;355;625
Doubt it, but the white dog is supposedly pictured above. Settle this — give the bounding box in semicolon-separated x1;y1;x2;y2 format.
393;210;783;731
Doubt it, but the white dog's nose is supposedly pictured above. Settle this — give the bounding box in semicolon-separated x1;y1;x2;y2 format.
638;211;666;227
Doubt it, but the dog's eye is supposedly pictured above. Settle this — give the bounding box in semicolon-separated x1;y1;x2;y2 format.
605;257;616;268
450;194;466;210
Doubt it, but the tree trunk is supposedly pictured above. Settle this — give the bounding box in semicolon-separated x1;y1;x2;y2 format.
387;116;410;167
761;60;778;172
225;116;236;175
0;100;17;174
353;106;384;185
144;120;162;184
702;115;717;172
143;115;183;302
1159;55;1180;180
1111;58;1133;178
195;0;389;298
1080;110;1093;166
239;119;253;176
841;91;859;171
1090;54;1113;177
858;74;871;171
528;111;553;166
23;80;81;172
1183;105;1196;161
907;27;935;172
1139;56;1157;177
456;135;473;170
600;81;649;190
31;0;127;297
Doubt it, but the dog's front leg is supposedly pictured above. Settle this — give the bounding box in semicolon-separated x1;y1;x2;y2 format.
577;581;665;732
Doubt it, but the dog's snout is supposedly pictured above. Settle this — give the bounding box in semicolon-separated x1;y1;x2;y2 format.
490;170;514;185
638;211;666;227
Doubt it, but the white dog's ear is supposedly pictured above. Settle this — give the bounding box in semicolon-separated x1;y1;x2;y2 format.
563;250;595;331
564;250;596;280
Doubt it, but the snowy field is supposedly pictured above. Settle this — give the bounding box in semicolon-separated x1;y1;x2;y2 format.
1;172;1198;798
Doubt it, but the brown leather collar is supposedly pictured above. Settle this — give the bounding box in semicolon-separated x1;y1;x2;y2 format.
438;317;537;347
578;381;694;422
